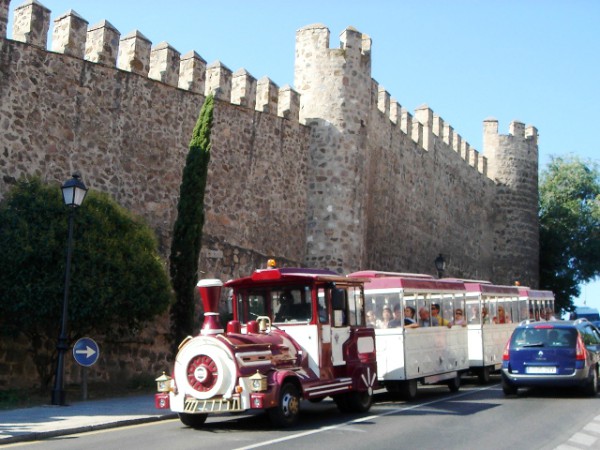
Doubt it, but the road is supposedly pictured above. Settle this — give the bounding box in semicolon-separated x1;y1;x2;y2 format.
7;376;600;450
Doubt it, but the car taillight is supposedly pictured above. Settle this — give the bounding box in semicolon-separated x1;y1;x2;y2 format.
502;339;511;361
576;334;587;361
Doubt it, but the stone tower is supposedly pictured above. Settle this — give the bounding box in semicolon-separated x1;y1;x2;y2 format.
484;119;539;287
294;24;373;273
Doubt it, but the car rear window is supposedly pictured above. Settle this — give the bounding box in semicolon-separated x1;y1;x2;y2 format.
511;327;577;348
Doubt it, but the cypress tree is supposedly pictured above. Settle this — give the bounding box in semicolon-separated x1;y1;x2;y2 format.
169;94;214;351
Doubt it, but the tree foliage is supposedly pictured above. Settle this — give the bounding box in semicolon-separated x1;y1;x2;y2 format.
169;94;214;350
0;177;172;388
539;156;600;312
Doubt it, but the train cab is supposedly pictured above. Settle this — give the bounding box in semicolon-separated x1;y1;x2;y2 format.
156;262;376;428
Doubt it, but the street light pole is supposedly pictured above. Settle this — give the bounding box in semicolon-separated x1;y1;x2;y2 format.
51;173;88;406
434;253;446;279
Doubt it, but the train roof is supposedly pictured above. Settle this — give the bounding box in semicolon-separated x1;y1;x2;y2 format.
225;267;361;287
464;282;521;295
518;287;555;300
354;272;467;292
348;270;434;280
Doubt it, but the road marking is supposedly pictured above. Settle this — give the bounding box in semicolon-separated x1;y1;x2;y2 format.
233;385;497;450
556;413;600;449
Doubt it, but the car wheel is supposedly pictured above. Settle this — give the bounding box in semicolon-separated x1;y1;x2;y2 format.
501;376;518;396
583;366;598;397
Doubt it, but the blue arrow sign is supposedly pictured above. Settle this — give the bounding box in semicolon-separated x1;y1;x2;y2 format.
72;337;100;367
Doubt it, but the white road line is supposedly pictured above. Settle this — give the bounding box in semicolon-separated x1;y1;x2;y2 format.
559;416;600;449
233;385;497;450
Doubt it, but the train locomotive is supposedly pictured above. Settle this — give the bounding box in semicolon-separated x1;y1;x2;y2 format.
155;263;377;428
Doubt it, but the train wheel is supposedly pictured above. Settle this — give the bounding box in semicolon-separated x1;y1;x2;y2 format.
447;374;461;392
478;367;491;384
399;379;418;400
346;390;373;413
333;394;349;412
178;413;208;429
268;382;300;427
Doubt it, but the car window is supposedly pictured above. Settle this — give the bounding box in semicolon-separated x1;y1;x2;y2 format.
581;325;600;345
512;327;576;348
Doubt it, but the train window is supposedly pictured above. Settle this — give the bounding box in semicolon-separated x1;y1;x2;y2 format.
331;288;347;327
317;288;328;324
236;289;267;323
272;286;312;323
347;286;365;327
466;300;480;324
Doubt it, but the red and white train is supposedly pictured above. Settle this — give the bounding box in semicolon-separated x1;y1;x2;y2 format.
155;262;377;428
155;263;554;428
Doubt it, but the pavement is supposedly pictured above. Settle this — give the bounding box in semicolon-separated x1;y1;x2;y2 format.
0;394;176;445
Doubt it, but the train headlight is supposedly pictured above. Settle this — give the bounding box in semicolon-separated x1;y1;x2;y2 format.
249;371;268;392
155;372;173;393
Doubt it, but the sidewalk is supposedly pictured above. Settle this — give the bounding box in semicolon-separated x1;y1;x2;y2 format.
0;394;176;445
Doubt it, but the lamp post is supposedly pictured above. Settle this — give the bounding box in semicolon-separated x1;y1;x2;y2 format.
434;253;446;279
51;173;88;406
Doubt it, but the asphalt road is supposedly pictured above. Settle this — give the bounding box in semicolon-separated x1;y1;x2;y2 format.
6;377;600;450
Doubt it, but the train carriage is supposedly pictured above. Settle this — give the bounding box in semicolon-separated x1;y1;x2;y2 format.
463;282;521;383
349;271;469;399
155;263;377;428
519;287;556;321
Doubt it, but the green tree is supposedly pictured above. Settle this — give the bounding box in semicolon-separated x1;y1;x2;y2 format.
539;156;600;313
169;94;214;350
0;177;172;389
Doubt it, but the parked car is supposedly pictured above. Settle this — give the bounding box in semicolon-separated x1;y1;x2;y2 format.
501;319;600;396
569;306;600;322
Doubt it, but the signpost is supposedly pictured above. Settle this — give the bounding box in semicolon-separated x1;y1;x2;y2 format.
73;337;100;366
72;337;99;400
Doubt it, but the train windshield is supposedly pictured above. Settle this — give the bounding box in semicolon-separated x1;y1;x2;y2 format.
234;285;313;324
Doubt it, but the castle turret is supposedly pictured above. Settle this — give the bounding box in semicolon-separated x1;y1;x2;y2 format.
0;0;10;39
483;118;539;287
294;24;372;272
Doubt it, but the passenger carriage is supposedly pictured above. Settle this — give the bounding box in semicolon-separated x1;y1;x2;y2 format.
519;286;556;321
155;262;377;428
463;282;521;383
349;271;469;399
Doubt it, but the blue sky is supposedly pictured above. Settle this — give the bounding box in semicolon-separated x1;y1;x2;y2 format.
6;0;599;309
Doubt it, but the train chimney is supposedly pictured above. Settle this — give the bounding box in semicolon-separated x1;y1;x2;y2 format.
196;279;224;335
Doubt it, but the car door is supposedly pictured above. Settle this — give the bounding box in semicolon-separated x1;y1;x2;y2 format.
583;324;600;365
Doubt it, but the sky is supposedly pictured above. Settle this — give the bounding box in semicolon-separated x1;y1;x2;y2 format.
5;0;599;310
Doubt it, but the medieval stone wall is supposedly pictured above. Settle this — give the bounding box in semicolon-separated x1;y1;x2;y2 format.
0;1;539;389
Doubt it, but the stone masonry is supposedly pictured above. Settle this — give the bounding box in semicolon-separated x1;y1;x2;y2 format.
0;1;539;388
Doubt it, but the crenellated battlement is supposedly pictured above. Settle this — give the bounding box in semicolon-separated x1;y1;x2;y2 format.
0;0;542;390
0;1;541;290
5;0;300;121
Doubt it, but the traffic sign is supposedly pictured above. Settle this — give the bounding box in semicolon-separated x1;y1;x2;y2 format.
72;337;100;367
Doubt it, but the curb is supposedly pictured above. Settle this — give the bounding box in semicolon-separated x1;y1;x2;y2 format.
0;413;178;445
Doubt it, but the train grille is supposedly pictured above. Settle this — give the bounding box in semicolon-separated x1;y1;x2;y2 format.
183;395;243;413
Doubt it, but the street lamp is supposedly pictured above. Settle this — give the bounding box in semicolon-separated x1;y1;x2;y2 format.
51;173;88;406
434;253;446;279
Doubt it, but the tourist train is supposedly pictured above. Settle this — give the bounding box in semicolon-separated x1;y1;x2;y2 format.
155;262;554;428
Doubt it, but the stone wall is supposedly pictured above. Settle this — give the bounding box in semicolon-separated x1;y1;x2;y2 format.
293;24;538;282
0;1;539;389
